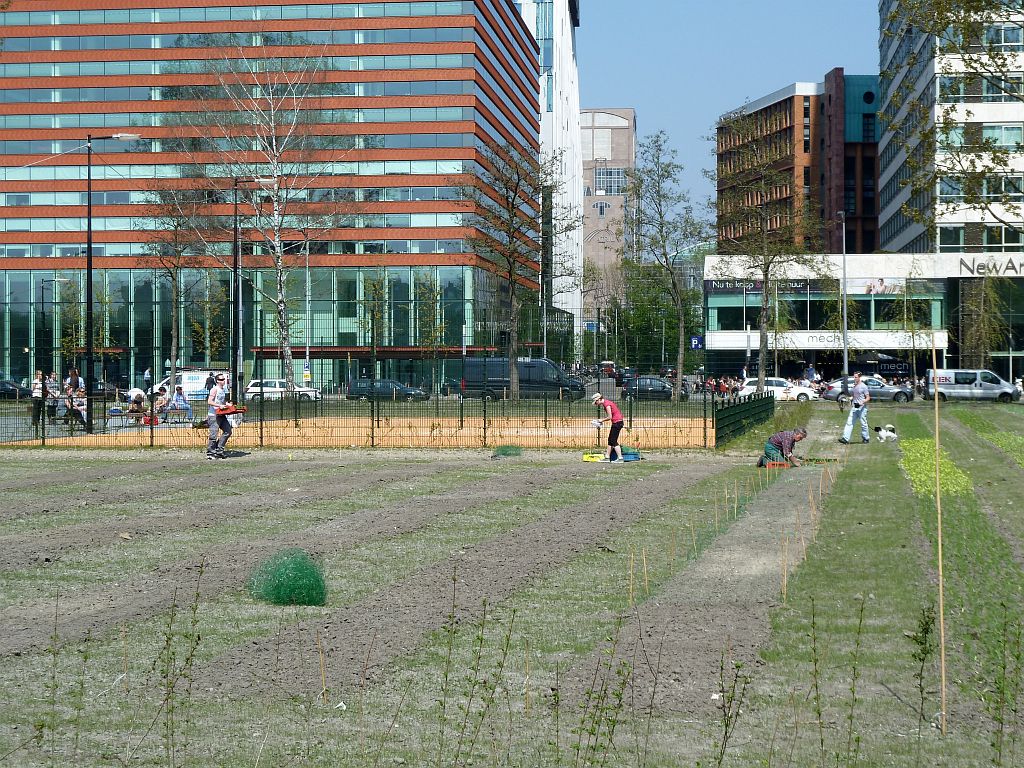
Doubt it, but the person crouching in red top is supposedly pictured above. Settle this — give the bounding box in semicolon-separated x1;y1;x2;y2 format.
592;392;625;462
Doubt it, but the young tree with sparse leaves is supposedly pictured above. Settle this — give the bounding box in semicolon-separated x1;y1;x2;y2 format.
622;131;706;401
162;43;349;393
460;139;579;399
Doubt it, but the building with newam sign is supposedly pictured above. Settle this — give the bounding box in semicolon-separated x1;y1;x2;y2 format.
702;253;1024;382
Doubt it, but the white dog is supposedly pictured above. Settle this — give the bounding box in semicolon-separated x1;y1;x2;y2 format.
873;424;898;442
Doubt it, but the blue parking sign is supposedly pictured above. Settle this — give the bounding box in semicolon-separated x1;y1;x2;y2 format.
690;335;704;350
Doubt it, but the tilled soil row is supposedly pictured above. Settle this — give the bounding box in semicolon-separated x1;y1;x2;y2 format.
554;418;844;721
560;461;833;720
0;459;488;572
0;459;591;656
199;459;740;699
0;449;488;519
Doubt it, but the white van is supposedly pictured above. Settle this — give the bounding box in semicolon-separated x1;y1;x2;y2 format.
151;370;229;400
925;369;1022;402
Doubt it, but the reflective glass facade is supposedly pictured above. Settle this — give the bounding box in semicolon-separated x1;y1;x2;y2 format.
0;0;542;383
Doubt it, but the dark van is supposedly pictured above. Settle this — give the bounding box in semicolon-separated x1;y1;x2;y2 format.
461;357;585;400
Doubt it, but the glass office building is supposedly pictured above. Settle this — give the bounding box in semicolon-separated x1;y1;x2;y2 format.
0;0;544;389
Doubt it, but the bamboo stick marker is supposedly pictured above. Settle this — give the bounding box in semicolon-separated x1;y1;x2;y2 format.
781;537;789;601
932;333;948;735
642;548;650;595
524;638;530;716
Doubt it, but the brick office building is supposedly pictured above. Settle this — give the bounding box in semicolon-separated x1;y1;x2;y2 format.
0;0;542;391
716;70;879;253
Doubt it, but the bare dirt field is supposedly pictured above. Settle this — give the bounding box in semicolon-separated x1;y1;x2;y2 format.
0;422;843;766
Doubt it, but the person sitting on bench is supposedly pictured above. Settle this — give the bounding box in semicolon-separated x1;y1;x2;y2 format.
168;385;193;420
758;427;807;468
126;393;147;423
153;386;170;414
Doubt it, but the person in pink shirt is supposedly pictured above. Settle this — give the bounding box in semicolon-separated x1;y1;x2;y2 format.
592;392;625;462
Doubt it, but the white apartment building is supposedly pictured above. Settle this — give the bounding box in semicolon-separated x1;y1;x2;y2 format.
516;0;584;352
879;1;1024;253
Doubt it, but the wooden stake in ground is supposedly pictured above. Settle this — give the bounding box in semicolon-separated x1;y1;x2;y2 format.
524;637;530;716
931;334;948;735
689;519;698;557
642;548;650;595
716;489;722;531
781;536;789;601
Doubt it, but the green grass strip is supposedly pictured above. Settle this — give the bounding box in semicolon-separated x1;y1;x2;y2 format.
950;407;1024;469
896;411;1024;729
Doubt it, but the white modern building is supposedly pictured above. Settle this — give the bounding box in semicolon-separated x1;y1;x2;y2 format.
516;0;584;354
879;1;1024;253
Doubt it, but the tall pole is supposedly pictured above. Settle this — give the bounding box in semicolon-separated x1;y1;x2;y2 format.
37;280;46;373
85;135;95;433
839;211;850;394
232;179;240;402
305;243;311;379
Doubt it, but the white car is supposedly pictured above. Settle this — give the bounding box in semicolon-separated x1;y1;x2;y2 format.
737;377;819;402
245;379;322;401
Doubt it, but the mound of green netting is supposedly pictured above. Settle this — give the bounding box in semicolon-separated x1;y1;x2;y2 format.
248;548;327;606
492;445;522;458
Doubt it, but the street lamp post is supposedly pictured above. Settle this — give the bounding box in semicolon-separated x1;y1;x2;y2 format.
838;210;850;395
84;133;138;432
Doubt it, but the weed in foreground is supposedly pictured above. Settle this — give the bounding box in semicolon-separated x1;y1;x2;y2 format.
908;603;937;768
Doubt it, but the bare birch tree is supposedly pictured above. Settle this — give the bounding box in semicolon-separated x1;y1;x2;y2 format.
163;41;347;392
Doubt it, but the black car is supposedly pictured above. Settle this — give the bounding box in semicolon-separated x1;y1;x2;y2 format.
347;378;430;402
622;376;682;401
0;379;32;399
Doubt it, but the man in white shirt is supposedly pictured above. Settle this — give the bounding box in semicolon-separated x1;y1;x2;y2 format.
839;372;871;444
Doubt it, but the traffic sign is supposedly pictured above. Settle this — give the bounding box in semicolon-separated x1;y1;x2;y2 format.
690;335;704;350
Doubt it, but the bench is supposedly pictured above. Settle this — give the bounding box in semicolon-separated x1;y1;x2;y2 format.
163;408;191;424
107;408;145;428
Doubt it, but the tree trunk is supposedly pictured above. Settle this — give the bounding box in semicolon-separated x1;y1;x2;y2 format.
169;272;179;396
673;296;686;402
508;289;521;400
275;269;294;391
758;273;770;391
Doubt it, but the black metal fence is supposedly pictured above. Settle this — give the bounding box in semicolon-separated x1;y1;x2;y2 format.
0;389;717;450
712;392;776;446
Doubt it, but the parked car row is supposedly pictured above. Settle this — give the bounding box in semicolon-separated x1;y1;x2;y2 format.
820;375;914;403
737;377;820;401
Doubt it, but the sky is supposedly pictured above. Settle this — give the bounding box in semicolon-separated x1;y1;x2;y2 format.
575;0;881;202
